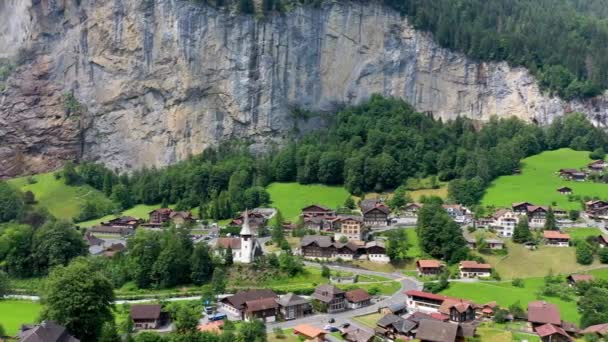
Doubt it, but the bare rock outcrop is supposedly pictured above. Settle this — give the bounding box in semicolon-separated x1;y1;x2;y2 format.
1;0;608;177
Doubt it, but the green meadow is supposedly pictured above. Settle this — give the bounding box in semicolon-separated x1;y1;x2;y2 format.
8;172;113;221
482;148;608;210
266;182;350;221
441;277;580;324
0;300;42;336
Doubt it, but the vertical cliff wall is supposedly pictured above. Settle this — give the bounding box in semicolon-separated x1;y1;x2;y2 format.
1;0;608;177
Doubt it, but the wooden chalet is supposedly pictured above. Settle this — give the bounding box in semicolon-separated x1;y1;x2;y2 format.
416;259;444;276
276;293;312;320
149;208;173;224
360;199;390;226
311;284;346;313
559;169;586;181
566;274;594;286
543;231;570;247
557;187;572;195
220;289;277;320
299;235;389;262
512;202;533;215
588;160;607;172
403;203;423;217
300;204;337;218
459;261;492;278
130;304;165;330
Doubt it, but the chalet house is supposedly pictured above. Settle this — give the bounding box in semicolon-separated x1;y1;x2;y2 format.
439;299;476;323
293;324;326;342
84;232;103;247
416;259;444;277
301;204;337;218
543;231;570;247
342;326;375;342
276;293;312;320
467;238;504;250
88;225;133;237
528;206;548;227
459;261;492;278
375;314;418;340
101;216;141;229
405;290;476;319
442;204;471;224
299;235;389;263
415;319;459;342
148;208;173;224
303;216;332;232
345;288;371;309
229;211;267;234
334;215;366;241
243;297;279;322
566;274;594;286
311;284;346;313
403;203;423;218
588;160;608;172
475;216;494;228
19;321;80;342
512;202;533;215
490;209;519;237
557;187;573;195
220;289;278;320
559;168;587;181
586;200;608;211
360;199;390;226
528;301;561;327
477;302;498;318
169;211;194;226
535;324;572;342
130;304;165;330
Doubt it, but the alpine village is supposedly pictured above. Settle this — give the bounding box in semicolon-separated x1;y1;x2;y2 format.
5;0;608;342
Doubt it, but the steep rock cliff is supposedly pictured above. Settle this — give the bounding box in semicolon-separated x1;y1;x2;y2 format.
2;0;608;177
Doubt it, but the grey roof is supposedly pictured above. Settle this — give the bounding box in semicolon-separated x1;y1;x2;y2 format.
415;319;458;342
388;302;407;313
19;321;80;342
393;319;418;334
130;304;162;320
457;323;476;337
301;235;334;248
377;314;402;328
276;293;309;307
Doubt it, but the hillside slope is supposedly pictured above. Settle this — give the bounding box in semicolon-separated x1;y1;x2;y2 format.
1;0;608;177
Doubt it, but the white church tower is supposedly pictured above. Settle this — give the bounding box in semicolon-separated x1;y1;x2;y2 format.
239;209;254;264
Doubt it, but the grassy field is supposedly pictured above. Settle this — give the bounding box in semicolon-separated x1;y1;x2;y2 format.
266;183;350;221
476;240;599;279
0;300;42;335
441;277;581;323
565;227;602;242
352;312;383;329
8;172;113;220
476;322;540;342
483;148;608;210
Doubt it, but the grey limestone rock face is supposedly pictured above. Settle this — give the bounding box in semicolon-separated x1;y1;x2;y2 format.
1;0;608;177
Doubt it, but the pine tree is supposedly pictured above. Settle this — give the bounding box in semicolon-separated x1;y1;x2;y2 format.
513;216;532;243
225;247;234;266
544;207;557;230
238;0;255;14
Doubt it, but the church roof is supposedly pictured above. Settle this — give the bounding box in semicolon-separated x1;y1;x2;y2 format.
240;209;253;236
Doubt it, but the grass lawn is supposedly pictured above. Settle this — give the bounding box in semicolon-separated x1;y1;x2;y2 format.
8;172;113;220
405;228;422;258
482;148;608;210
267;183;350;221
352;313;383;329
268;329;300;342
565;227;602;242
476;240;599;279
409;187;448;201
0;300;42;335
441;277;580;323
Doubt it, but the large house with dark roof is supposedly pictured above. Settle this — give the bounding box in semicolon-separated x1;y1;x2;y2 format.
130;304;165;330
416;260;444;277
19;321;79;342
345;288;371;309
528;301;561;327
220;289;278;320
299;235;389;262
360;199;390;226
311;284;346;313
276;293;312;320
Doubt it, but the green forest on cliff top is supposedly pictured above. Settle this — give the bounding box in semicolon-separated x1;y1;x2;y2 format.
218;0;608;99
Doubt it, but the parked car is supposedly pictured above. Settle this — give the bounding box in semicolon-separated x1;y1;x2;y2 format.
328;318;335;323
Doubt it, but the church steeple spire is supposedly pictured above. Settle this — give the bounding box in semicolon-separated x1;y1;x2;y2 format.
240;209;253;236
